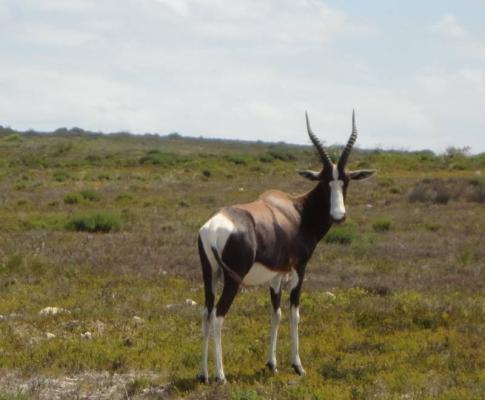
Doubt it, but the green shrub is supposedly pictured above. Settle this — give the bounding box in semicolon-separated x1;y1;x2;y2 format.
0;393;29;400
64;193;82;204
179;200;190;207
231;389;264;400
424;223;441;231
85;154;101;163
66;213;120;233
258;150;296;163
378;177;395;187
53;170;70;182
372;219;391;232
3;133;22;142
324;225;355;245
80;189;101;202
0;255;23;273
139;150;187;166
115;192;135;202
258;154;274;163
125;378;151;397
226;154;249;165
269;150;296;161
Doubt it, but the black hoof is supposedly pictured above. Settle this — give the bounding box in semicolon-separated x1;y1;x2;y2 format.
266;361;278;374
196;374;209;384
292;364;306;376
215;376;227;385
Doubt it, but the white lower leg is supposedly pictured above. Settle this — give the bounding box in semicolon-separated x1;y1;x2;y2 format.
290;306;304;374
199;308;210;379
267;307;281;368
212;311;226;381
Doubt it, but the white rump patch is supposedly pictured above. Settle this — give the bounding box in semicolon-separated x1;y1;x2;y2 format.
329;165;346;221
242;263;279;286
199;213;236;289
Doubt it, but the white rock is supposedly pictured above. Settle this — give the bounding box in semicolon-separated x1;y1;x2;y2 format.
133;316;144;324
0;314;5;321
39;307;69;316
81;331;92;340
45;332;56;339
185;299;197;306
325;291;336;298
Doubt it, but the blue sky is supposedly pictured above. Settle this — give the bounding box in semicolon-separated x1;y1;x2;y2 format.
0;0;484;153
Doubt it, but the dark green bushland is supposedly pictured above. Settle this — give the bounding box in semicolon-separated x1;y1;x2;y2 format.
65;213;120;233
80;189;101;202
324;225;356;245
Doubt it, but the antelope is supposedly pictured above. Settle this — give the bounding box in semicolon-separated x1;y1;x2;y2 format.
197;111;375;383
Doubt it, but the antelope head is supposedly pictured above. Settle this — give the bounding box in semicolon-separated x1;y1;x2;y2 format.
298;111;375;223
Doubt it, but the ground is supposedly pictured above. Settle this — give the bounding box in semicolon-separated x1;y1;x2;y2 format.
0;129;484;399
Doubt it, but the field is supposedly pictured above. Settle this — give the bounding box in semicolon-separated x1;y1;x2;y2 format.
0;127;484;399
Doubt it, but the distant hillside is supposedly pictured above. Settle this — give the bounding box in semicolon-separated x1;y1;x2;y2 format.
0;125;484;172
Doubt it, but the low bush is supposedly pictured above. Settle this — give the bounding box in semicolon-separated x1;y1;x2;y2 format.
467;182;485;203
373;218;392;232
257;150;296;163
408;179;451;204
231;389;264;400
226;154;250;165
53;170;70;182
65;213;120;233
324;225;356;245
408;178;485;204
115;192;135;202
80;189;101;202
64;193;82;204
139;150;187;166
3;133;22;142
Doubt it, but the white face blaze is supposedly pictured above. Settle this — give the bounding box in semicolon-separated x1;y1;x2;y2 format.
329;164;346;221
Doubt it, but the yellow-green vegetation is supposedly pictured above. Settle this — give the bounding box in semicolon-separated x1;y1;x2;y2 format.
0;127;484;399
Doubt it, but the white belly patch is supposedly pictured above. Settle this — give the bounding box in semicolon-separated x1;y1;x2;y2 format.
242;263;279;286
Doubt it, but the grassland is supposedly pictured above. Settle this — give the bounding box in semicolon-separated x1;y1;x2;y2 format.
0;127;484;399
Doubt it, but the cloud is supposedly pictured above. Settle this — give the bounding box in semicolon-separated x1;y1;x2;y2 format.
16;23;99;47
11;0;97;13
430;14;466;39
0;1;484;153
153;0;189;16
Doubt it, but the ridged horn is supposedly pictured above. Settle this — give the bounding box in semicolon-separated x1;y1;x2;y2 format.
338;110;358;170
305;111;333;169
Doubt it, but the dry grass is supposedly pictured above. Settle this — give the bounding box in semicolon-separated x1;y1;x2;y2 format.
0;129;484;399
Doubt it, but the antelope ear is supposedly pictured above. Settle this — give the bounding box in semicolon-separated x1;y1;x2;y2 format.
348;169;376;180
297;169;320;181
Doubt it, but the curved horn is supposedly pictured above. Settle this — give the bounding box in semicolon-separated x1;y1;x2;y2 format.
338;110;358;171
305;111;333;169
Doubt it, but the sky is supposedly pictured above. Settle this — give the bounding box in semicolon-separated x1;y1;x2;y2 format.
0;0;484;153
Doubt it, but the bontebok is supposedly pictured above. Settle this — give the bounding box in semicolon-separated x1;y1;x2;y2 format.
197;111;375;383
